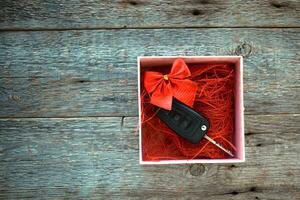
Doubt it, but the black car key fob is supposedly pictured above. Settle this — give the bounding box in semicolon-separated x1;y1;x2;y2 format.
156;98;210;144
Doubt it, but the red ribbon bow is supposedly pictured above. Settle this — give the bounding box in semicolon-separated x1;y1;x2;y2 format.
144;58;198;110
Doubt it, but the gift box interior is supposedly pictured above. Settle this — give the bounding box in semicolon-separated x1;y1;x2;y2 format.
138;56;244;164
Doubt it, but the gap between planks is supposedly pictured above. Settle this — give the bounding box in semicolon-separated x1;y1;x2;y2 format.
0;113;298;119
1;26;300;32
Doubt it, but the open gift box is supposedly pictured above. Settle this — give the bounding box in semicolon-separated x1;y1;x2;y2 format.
138;56;245;164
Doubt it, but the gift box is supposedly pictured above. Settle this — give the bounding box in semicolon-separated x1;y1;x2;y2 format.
138;56;245;164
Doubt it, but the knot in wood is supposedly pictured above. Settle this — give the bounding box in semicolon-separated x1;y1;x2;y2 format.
235;42;252;57
189;164;205;176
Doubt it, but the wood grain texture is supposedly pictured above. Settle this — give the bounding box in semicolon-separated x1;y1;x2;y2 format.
1;2;300;199
0;28;299;117
0;0;300;30
0;115;299;199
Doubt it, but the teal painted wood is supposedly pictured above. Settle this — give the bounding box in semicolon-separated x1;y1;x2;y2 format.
0;0;300;30
0;115;299;199
0;1;300;199
0;28;299;117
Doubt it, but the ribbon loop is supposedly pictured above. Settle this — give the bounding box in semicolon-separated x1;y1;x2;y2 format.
144;58;198;110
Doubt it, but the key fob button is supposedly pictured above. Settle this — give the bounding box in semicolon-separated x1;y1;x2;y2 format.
180;120;188;129
174;114;180;121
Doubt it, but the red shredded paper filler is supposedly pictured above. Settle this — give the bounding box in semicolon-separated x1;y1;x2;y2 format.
140;62;236;161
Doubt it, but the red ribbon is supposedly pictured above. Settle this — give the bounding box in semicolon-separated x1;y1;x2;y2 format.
144;58;198;110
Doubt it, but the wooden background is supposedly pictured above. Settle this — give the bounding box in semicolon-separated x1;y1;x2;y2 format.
0;0;299;199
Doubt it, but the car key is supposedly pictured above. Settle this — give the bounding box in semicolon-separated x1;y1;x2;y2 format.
156;98;234;157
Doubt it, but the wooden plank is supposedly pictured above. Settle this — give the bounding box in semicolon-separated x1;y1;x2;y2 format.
0;0;300;29
0;115;299;199
0;29;299;117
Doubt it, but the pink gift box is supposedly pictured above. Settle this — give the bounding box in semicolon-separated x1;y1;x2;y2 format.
138;56;245;164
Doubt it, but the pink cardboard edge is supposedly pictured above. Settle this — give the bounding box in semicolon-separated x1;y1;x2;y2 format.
137;56;245;164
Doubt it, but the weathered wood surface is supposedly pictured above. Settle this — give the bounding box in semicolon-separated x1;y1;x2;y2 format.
1;0;300;199
1;0;300;30
0;115;299;199
1;29;299;117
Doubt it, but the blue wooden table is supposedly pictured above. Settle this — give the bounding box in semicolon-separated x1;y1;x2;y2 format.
0;1;300;199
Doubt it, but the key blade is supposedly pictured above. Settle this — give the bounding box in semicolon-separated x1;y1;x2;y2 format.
204;135;234;157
